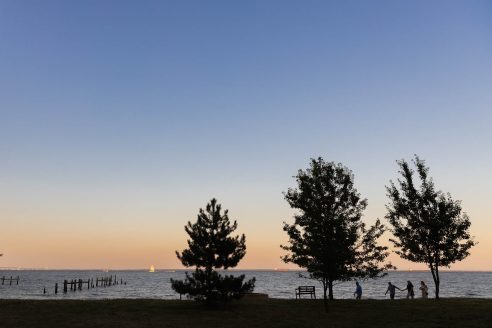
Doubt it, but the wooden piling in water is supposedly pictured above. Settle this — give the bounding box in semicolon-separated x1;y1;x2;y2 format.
57;276;123;294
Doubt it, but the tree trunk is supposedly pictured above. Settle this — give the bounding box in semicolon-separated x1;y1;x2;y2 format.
328;280;334;300
435;267;440;299
205;267;213;303
322;281;329;313
429;264;440;300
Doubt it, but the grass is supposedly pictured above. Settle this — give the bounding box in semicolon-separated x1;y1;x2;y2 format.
0;298;491;328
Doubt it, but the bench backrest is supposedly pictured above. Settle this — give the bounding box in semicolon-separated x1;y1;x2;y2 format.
297;286;315;292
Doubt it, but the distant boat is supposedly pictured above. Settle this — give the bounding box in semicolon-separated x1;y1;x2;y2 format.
273;268;290;272
149;265;155;273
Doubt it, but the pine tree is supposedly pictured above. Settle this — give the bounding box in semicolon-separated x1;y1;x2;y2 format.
282;158;394;310
386;156;476;299
171;198;255;303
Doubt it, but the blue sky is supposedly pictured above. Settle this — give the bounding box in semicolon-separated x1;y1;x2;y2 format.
0;1;491;269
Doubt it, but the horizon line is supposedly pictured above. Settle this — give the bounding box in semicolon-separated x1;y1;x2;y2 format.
1;267;491;273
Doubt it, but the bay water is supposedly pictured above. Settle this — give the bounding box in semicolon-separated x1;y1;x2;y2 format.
0;270;490;300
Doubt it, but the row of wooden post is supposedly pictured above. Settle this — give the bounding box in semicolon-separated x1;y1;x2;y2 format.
1;276;19;285
44;275;126;294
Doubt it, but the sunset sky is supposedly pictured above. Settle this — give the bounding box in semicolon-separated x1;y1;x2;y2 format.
1;1;491;270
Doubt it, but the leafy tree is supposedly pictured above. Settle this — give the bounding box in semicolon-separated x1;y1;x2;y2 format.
282;157;394;309
386;156;475;299
171;198;255;304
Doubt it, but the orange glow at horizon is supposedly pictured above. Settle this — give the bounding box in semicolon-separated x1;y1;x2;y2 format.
1;216;490;271
1;191;490;270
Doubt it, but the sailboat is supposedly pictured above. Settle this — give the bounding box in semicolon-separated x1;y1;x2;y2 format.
149;265;155;273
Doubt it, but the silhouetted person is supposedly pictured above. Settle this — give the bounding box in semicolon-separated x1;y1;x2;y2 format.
420;281;429;299
402;280;415;299
385;282;401;299
354;281;362;300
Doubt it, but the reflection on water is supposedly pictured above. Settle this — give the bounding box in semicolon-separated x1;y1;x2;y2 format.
0;270;491;300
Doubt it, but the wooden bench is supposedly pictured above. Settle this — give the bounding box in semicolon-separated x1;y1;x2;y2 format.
295;286;316;299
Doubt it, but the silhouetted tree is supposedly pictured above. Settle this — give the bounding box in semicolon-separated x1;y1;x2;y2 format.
171;198;255;304
282;158;394;310
386;156;475;299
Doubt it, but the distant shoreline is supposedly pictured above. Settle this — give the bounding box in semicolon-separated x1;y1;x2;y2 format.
1;268;491;273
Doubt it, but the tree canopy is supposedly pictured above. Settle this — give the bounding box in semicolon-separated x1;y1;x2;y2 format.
282;157;394;307
386;156;475;299
171;198;255;304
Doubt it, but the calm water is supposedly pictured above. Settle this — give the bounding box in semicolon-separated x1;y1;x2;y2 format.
0;270;490;300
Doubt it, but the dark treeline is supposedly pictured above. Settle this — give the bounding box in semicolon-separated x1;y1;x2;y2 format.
172;155;475;307
0;156;475;310
281;155;475;308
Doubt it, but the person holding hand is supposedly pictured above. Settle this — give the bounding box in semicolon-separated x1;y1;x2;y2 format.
385;282;401;300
